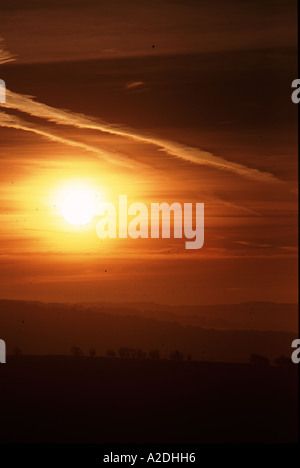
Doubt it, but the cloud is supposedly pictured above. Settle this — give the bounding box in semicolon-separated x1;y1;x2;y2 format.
235;241;271;248
0;39;16;64
2;89;279;182
0;111;146;170
125;81;145;90
0;1;296;64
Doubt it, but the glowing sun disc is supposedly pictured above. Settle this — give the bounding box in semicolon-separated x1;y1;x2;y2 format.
61;188;95;226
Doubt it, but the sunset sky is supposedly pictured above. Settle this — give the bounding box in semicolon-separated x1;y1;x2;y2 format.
0;0;298;305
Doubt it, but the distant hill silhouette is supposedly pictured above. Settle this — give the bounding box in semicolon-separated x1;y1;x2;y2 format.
0;300;296;362
79;300;298;332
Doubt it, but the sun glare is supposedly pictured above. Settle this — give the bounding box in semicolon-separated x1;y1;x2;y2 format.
61;186;95;226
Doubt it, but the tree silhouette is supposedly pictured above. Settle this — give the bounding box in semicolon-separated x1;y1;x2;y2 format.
170;350;184;361
249;353;270;367
148;349;160;360
275;355;293;368
119;347;127;358
89;347;96;358
70;346;84;357
106;350;116;358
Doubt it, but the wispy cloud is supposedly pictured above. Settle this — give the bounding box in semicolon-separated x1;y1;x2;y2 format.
2;89;279;183
0;39;16;64
0;112;145;170
125;81;145;90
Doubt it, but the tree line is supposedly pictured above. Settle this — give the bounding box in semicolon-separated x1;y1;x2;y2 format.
70;346;192;361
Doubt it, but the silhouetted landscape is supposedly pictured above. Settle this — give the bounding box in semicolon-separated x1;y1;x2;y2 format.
0;300;297;362
0;355;297;443
0;299;298;443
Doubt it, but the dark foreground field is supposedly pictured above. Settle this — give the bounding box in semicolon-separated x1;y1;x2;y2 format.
0;356;298;443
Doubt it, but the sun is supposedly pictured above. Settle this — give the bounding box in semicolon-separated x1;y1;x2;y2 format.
61;186;95;226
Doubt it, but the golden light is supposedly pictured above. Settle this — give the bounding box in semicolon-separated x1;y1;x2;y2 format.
61;186;96;226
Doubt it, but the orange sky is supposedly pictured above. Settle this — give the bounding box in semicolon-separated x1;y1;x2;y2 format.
0;0;298;305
